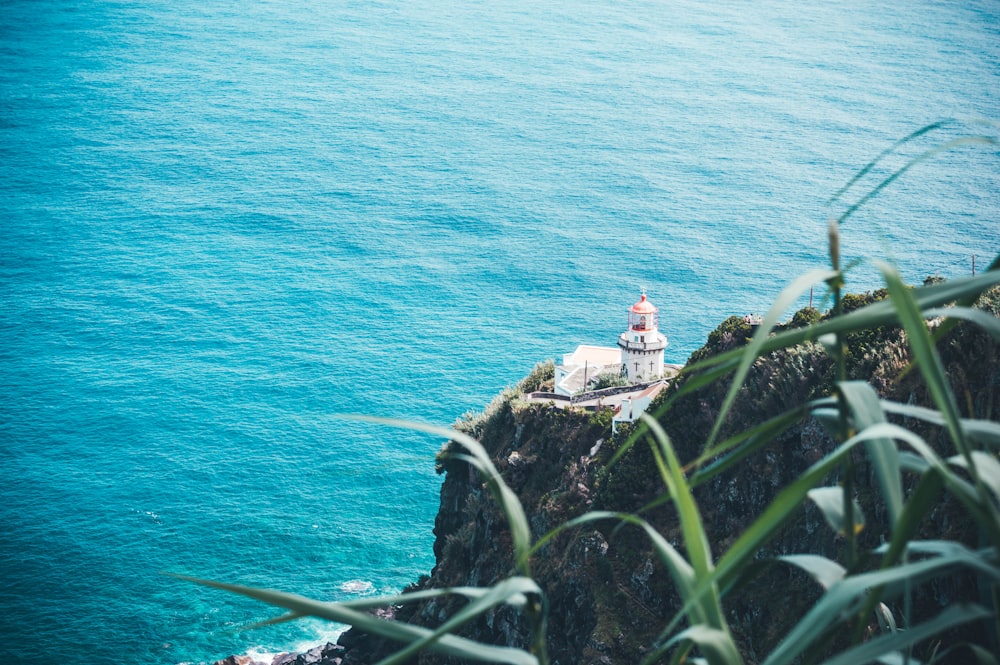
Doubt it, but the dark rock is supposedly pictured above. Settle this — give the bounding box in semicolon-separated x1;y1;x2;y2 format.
212;656;265;665
295;642;344;664
215;643;344;665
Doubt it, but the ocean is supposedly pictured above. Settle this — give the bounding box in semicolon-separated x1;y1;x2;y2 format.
1;1;997;663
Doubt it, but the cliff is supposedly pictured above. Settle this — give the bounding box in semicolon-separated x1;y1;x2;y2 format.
242;285;999;665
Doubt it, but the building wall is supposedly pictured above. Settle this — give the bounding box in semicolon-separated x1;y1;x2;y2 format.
619;331;667;382
621;348;664;382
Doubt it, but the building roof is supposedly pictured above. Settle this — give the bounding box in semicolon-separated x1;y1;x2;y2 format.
630;294;658;315
563;344;622;367
638;381;667;399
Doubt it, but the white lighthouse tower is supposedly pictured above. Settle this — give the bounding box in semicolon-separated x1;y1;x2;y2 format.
618;291;668;383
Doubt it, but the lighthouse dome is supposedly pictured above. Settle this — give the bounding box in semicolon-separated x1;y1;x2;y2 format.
628;293;659;332
630;294;658;315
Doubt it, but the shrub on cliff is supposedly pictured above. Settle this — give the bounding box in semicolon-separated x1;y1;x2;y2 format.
687;315;753;366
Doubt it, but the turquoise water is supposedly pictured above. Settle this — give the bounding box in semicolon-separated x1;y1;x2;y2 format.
1;1;998;663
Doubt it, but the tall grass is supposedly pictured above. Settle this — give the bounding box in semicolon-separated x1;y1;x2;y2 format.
180;123;1000;665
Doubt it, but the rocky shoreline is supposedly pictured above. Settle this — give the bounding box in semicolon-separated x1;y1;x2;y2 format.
213;641;345;665
213;603;401;665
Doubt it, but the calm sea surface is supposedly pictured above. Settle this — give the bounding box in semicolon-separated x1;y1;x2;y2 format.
1;1;998;663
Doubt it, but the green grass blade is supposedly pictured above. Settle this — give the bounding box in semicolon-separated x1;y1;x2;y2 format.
663;625;744;665
856;422;990;521
886;540;998;562
654;429;874;651
376;577;543;665
621;514;701;596
666;419;993;653
839;381;902;529
817;603;992;665
835;136;997;225
528;510;704;624
606;414;647;468
877;263;969;459
642;415;727;631
826;120;949;206
762;554;998;665
712;431;862;590
338;585;527;611
711;420;955;590
527;510;623;557
925;253;1000;348
961;421;1000;448
877;263;1000;547
705;268;839;451
923;306;1000;341
879;469;944;570
688;404;811;485
777;554;847;590
642;415;714;577
897;451;984;521
170;574;538;664
343;415;534;571
807;487;865;537
880;401;1000;448
949;451;1000;504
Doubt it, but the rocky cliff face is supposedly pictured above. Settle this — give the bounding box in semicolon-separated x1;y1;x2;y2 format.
332;287;999;665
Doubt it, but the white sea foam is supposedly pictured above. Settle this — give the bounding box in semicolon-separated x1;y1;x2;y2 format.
239;619;347;665
294;619;348;651
244;647;280;664
338;580;375;594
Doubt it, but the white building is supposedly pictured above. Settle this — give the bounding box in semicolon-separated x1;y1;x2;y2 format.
554;345;622;397
612;381;668;433
554;291;670;396
617;292;668;383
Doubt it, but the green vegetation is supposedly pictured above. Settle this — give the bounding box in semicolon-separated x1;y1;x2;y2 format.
587;369;631;391
180;124;1000;664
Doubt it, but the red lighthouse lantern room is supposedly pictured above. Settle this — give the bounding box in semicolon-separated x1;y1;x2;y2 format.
628;293;658;333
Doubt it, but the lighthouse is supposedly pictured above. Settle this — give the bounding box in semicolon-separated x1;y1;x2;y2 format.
618;291;668;383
